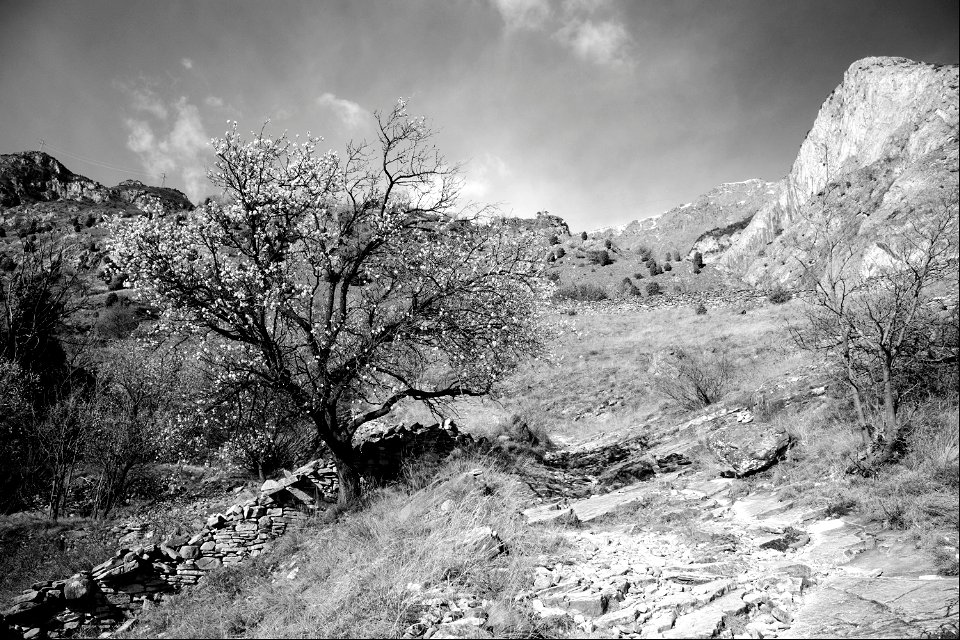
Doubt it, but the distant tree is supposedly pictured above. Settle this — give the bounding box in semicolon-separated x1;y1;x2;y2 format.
113;100;551;505
588;249;613;266
604;239;612;249
615;277;640;297
663;262;672;272
637;245;652;261
645;281;662;296
692;252;704;270
580;231;588;241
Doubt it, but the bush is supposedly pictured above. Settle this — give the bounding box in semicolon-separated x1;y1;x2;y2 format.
662;262;672;272
637;245;652;261
554;283;608;302
692;251;704;270
104;292;119;307
766;286;792;304
604;239;612;249
580;231;588;241
548;234;560;245
633;272;645;280
549;246;565;261
615;277;641;297
654;347;733;410
645;281;662;296
587;249;613;266
695;304;707;315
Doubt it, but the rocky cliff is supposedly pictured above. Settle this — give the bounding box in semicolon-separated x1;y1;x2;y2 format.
0;152;193;219
716;57;959;284
606;179;776;258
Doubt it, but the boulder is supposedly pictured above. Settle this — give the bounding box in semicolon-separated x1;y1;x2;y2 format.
63;573;93;601
706;423;790;477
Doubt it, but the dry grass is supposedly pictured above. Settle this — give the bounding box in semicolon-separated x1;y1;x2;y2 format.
126;453;567;639
0;514;117;603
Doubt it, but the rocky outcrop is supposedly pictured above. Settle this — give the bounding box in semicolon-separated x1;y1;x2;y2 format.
0;152;105;207
705;413;792;477
718;57;959;285
0;152;193;216
597;179;776;258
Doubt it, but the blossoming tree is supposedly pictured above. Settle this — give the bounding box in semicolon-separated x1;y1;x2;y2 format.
112;100;551;504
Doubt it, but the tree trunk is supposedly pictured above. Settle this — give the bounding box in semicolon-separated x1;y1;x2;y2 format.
877;357;900;462
332;448;363;507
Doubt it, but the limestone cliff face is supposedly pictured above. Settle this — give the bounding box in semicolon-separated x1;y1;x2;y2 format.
0;152;106;206
602;178;776;256
0;153;194;217
718;57;959;284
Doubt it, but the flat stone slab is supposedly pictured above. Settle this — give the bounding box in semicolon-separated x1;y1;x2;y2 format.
783;575;960;639
523;482;655;524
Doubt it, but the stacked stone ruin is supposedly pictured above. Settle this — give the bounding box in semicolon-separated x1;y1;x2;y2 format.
2;421;480;640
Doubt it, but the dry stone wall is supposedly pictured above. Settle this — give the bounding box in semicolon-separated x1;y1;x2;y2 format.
2;422;480;640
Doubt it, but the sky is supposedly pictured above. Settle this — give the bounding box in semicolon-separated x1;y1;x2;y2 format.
1;1;957;231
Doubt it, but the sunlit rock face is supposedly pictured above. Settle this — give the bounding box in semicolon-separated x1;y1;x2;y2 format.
715;57;959;285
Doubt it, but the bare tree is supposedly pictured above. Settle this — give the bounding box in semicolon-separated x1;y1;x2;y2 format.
793;183;959;461
84;343;185;518
113;101;551;505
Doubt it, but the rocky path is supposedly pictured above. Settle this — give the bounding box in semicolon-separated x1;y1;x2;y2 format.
515;464;959;639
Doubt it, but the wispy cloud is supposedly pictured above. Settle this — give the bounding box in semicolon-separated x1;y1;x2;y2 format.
462;153;510;201
124;96;210;202
491;0;551;30
316;92;366;129
555;19;631;66
490;0;632;67
180;57;194;70
116;80;168;119
204;95;224;108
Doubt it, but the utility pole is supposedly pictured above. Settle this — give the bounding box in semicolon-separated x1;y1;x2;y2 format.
39;138;45;153
161;172;166;188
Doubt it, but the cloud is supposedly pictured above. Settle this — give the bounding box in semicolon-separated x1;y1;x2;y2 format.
490;0;551;30
117;80;168;119
461;153;510;201
124;96;210;202
204;95;224;108
181;57;194;70
316;92;367;129
490;0;632;66
555;18;631;66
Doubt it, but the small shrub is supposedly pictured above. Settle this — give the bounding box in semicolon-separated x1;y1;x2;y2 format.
580;231;588;241
653;347;733;410
604;239;612;249
615;277;641;297
548;234;560;245
692;251;704;270
645;281;662;296
633;272;645;280
554;283;608;302
637;245;652;261
663;262;672;272
694;304;707;315
766;286;792;304
104;292;119;307
587;249;613;266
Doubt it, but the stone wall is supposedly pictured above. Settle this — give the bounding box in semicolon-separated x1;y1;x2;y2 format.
2;421;480;640
1;461;337;639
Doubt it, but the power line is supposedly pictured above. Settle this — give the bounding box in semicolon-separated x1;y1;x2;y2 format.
37;140;165;180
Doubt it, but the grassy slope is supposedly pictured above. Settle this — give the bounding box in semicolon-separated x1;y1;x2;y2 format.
126;455;567;639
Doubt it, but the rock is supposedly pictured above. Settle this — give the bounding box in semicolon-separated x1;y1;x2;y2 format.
196;557;223;571
707;423;790;477
206;514;227;528
461;527;506;561
178;545;199;559
432;617;492;639
63;574;93;601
